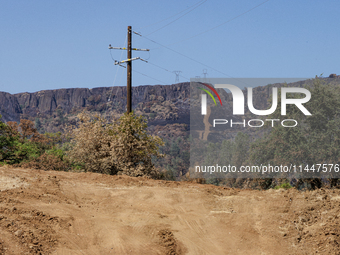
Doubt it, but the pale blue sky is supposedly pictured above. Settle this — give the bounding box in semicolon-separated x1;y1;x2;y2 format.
1;0;339;94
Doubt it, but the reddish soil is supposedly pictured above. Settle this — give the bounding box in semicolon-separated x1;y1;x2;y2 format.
0;166;339;254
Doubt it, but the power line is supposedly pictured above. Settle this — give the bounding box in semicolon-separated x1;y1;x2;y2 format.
138;0;207;30
161;0;271;47
136;33;254;88
145;0;207;37
147;61;189;81
132;69;168;85
136;33;234;78
106;36;128;113
130;0;271;87
131;1;271;88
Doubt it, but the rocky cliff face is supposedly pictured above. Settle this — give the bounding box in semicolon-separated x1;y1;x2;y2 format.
0;91;22;122
1;78;328;136
0;83;190;123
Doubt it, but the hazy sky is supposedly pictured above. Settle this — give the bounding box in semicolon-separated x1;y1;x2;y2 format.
1;0;339;94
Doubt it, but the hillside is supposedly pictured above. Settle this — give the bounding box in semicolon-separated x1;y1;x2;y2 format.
0;83;190;132
2;77;340;182
0;166;339;254
1;77;339;135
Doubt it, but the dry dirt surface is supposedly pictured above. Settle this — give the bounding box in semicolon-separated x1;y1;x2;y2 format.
0;166;339;255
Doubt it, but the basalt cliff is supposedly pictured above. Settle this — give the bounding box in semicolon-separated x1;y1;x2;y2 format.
1;78;339;139
0;83;190;133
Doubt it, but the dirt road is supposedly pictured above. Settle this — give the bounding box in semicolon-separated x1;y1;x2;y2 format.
0;166;339;254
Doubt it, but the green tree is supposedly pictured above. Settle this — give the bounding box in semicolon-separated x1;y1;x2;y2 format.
219;140;234;166
204;142;220;166
0;115;18;162
250;78;340;189
232;132;250;169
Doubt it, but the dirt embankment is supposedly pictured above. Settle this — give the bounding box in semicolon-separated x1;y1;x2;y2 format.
0;166;339;255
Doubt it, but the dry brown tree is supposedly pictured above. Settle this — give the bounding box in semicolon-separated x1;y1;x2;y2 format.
68;112;164;178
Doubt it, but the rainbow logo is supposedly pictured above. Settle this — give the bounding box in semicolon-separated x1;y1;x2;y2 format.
198;83;222;115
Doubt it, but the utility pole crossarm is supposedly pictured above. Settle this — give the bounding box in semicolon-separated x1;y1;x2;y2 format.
108;26;149;113
115;57;140;65
114;62;126;68
108;45;149;51
114;57;148;65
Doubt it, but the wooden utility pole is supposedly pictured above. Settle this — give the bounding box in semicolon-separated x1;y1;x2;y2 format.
127;26;132;113
109;26;149;113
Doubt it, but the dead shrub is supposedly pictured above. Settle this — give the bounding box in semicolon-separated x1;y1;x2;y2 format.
18;153;70;172
67;112;164;178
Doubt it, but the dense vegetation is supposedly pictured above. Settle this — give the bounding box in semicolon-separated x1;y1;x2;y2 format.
0;117;69;170
1;78;340;190
0;112;164;178
154;136;190;180
192;78;340;189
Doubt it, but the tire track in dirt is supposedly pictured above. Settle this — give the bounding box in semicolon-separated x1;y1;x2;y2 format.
0;167;340;254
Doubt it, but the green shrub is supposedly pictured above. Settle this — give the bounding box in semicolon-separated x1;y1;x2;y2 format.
46;146;65;160
0;115;18;162
13;140;41;163
274;182;292;190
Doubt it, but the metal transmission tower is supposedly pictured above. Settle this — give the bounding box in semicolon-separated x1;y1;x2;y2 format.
109;26;149;113
173;71;182;83
203;69;208;79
